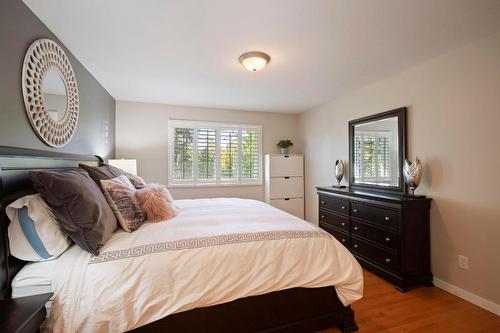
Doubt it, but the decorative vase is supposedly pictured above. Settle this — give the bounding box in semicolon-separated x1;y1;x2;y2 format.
334;160;345;188
280;147;289;154
403;157;422;195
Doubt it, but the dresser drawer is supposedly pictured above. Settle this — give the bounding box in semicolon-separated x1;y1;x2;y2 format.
319;209;349;232
351;220;398;251
351;202;398;229
319;195;349;215
351;236;401;272
270;198;304;219
269;177;303;199
268;155;303;177
320;222;350;248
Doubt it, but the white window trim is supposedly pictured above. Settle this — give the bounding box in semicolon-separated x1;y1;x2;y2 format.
168;119;263;187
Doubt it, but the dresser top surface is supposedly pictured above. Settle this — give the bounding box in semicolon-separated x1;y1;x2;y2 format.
316;186;431;203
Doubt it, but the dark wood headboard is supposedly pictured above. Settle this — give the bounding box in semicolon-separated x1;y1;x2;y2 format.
0;146;103;299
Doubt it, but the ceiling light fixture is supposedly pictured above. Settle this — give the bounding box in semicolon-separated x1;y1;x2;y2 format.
239;51;271;72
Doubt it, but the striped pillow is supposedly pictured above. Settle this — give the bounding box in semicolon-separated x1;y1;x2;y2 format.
6;194;71;261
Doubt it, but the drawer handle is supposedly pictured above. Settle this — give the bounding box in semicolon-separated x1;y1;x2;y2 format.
353;209;358;213
284;176;290;179
385;216;390;221
284;198;290;201
385;258;391;263
354;244;358;248
354;226;358;231
341;238;346;243
341;222;346;226
385;237;391;242
341;205;346;210
321;215;325;219
321;201;325;205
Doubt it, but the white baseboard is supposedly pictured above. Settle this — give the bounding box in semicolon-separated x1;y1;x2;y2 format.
433;277;500;316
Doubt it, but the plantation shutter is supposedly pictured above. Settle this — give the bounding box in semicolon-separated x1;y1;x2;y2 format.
220;128;239;180
172;127;194;181
354;133;391;183
354;135;362;179
241;128;260;180
197;127;216;181
362;136;376;178
377;136;390;179
169;120;261;186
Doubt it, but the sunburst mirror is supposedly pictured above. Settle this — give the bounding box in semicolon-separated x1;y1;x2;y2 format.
22;39;79;148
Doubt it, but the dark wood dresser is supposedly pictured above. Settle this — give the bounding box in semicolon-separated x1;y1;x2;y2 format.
316;186;432;291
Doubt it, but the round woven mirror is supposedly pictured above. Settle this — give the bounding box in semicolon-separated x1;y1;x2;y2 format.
22;39;79;148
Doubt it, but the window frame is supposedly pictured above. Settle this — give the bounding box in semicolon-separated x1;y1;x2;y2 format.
168;119;263;187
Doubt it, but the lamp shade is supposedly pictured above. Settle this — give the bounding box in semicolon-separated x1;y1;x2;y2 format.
108;159;137;175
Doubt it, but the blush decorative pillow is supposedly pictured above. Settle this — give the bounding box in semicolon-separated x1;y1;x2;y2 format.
137;184;178;222
101;175;146;232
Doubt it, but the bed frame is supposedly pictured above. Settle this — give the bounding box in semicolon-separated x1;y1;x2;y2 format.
0;146;358;333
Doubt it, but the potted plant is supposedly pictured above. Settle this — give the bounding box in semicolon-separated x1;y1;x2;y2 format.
277;139;293;154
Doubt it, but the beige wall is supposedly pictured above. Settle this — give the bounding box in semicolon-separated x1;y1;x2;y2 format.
299;31;500;305
115;101;300;200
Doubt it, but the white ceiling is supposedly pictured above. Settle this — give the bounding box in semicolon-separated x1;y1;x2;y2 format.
24;0;500;113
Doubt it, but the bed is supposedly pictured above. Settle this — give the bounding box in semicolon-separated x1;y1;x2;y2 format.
0;146;362;332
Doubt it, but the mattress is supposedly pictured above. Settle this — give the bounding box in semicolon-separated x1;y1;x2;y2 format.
12;255;58;314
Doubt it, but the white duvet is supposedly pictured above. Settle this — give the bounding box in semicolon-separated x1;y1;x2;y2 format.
45;198;363;332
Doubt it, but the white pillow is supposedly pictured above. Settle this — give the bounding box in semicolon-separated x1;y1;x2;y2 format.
6;194;71;261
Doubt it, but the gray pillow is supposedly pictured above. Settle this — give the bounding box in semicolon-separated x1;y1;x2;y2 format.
79;164;125;190
30;169;118;255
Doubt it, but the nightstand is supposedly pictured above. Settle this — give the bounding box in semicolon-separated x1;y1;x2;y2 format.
0;293;53;333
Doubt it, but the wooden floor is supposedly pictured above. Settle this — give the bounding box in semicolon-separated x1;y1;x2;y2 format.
319;270;500;333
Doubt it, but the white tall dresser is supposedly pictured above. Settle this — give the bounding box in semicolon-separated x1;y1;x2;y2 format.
264;154;304;219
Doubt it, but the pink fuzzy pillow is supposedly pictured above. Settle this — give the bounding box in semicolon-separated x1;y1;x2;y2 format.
137;184;178;222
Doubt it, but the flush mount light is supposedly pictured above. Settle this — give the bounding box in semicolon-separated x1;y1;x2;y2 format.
239;51;271;72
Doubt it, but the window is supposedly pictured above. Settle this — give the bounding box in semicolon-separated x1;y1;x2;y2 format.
354;132;391;184
168;120;262;186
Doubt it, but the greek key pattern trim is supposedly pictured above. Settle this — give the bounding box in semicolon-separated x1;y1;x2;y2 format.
89;230;331;264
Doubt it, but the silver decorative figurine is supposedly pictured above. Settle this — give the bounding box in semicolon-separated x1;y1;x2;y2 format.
403;157;422;196
333;160;345;188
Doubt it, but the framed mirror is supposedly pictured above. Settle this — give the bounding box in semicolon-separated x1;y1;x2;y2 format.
22;39;79;148
348;107;407;193
43;69;68;122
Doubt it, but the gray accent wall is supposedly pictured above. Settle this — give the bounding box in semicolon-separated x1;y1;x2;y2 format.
0;0;115;158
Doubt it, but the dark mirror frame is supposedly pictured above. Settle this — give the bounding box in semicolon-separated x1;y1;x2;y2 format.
348;107;407;194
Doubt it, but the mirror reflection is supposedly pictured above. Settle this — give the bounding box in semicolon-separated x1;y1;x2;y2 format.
353;117;399;187
42;69;67;121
